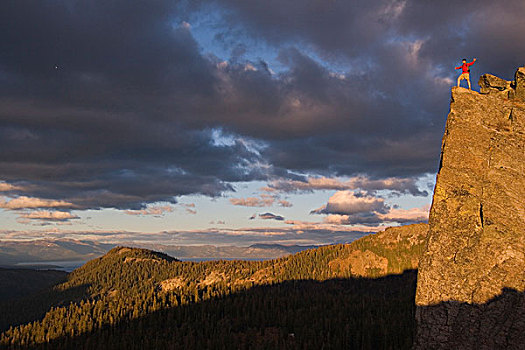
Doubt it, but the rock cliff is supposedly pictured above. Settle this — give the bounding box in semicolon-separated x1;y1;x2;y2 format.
414;67;525;349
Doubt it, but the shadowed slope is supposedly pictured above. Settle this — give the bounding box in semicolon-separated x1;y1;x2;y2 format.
5;272;419;350
1;224;427;348
0;268;67;302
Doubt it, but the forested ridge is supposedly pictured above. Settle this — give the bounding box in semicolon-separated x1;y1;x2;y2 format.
0;224;428;349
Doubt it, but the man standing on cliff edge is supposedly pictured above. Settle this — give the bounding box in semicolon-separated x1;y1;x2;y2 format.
456;58;477;89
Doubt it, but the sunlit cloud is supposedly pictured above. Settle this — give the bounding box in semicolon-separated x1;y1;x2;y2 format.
312;190;429;226
0;182;23;192
278;199;293;207
377;205;430;223
181;203;197;214
19;210;80;222
0;196;75;210
125;205;175;216
230;194;293;208
230;195;275;207
311;191;387;215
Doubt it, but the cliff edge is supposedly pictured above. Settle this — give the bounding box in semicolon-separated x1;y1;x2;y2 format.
414;68;525;349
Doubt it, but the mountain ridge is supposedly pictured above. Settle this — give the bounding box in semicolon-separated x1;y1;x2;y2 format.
0;239;332;265
1;223;427;348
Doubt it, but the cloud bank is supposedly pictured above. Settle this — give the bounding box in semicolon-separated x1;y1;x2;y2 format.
313;190;429;225
1;0;524;229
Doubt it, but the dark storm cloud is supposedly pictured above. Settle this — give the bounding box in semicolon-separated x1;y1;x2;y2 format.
2;0;524;210
0;1;270;209
190;0;525;174
259;212;285;221
266;176;427;197
208;0;525;75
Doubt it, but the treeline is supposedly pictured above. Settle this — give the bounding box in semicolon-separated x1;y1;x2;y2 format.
0;225;426;349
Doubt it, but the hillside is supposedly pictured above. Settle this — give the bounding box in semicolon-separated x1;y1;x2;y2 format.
0;223;427;349
415;68;525;348
0;268;67;302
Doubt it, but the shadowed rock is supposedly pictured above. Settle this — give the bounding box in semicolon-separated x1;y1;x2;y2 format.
515;66;525;101
414;67;525;349
415;289;525;349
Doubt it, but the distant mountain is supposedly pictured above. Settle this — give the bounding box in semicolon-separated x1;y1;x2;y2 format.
249;243;319;254
0;239;113;265
149;243;320;260
0;223;428;348
0;239;322;265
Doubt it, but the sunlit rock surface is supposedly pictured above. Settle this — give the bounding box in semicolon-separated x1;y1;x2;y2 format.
414;67;525;349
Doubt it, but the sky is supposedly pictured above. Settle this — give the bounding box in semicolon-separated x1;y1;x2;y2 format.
1;0;524;247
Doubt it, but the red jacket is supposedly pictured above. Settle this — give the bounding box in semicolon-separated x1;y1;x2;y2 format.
456;60;475;74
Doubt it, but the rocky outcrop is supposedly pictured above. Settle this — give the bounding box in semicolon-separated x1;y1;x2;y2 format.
328;223;428;277
414;67;525;349
515;66;525;100
478;73;512;98
329;249;389;277
479;67;525;101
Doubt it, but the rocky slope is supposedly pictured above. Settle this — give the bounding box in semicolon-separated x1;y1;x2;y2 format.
326;223;427;277
414;67;525;349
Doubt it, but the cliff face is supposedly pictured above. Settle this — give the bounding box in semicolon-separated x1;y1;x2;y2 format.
414;68;525;349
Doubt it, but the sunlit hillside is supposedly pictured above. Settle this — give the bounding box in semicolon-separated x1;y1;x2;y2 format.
1;224;427;349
